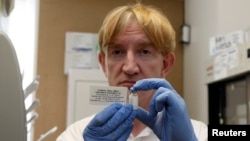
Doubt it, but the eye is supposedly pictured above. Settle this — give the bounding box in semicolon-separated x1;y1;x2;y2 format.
107;48;126;60
139;49;152;56
141;49;151;55
111;49;123;55
137;47;155;60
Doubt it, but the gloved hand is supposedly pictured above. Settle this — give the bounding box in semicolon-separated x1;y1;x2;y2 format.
130;78;197;141
83;103;136;141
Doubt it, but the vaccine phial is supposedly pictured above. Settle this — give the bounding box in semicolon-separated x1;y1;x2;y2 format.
129;92;138;109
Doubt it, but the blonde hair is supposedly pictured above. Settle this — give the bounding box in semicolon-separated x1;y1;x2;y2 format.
98;3;176;55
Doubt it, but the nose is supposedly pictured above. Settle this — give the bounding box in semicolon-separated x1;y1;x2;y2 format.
122;51;139;75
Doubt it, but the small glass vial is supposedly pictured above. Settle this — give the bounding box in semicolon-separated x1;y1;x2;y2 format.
129;92;138;109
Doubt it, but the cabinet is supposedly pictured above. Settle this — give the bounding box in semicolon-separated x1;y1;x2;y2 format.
66;68;108;126
207;41;250;125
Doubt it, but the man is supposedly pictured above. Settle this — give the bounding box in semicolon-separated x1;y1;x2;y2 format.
57;3;207;141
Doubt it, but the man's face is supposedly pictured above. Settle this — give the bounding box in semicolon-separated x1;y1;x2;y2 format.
99;20;173;89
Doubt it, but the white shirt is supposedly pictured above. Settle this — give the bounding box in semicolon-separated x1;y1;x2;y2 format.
56;115;208;141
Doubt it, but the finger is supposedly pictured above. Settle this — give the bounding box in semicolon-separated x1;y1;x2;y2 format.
153;87;184;112
101;104;134;133
130;78;178;116
130;78;174;92
109;110;136;140
146;87;176;116
88;103;122;127
135;107;155;128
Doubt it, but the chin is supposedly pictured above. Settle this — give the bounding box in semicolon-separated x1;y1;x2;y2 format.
117;83;134;89
119;84;132;89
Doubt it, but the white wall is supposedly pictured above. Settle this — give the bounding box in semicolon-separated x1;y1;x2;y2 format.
184;0;250;124
217;0;250;33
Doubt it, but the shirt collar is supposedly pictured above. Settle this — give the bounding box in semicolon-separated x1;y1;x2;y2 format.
129;127;153;139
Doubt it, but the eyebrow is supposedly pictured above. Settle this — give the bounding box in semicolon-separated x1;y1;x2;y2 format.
109;39;153;46
107;41;155;50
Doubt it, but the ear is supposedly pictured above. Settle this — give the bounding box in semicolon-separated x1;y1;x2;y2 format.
161;52;175;77
98;52;107;76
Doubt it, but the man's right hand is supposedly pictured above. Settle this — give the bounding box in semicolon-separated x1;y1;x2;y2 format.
83;103;136;141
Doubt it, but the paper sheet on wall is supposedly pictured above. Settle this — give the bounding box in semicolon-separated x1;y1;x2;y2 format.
209;30;245;56
213;47;238;81
64;32;99;75
209;30;245;81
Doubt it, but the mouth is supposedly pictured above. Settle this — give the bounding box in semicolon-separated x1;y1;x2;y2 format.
118;80;136;88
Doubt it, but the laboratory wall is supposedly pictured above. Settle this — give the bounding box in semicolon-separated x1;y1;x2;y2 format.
35;0;184;140
184;0;250;124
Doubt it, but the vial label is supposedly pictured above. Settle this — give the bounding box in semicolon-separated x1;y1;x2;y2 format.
90;86;128;105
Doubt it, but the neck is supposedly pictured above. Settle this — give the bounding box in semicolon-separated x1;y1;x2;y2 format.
132;119;146;137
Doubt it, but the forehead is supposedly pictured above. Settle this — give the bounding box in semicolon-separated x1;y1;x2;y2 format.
122;20;142;33
112;20;150;43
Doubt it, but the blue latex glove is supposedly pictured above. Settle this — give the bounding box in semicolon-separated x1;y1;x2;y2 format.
130;78;197;141
83;103;136;141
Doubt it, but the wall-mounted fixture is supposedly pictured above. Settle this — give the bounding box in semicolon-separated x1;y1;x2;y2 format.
181;24;191;44
0;0;15;17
